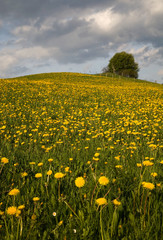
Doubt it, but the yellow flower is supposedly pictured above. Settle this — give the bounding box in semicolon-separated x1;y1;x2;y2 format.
75;177;85;188
16;209;21;217
8;188;20;196
142;182;155;190
48;158;53;162
65;167;69;172
115;165;123;169
143;161;154;166
38;162;43;167
137;163;142;167
31;214;37;220
93;157;99;161
94;153;100;157
35;173;42;178
0;210;4;215
96;198;107;206
114;156;120;161
29;162;35;165
47;170;52;175
1;157;9;164
98;176;109;185
54;172;65;179
33;197;40;201
18;205;25;210
112;199;121;206
58;220;63;226
6;206;17;215
160;160;163;164
21;172;28;177
151;172;158;177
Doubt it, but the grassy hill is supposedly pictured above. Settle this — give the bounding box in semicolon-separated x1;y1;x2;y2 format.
0;72;163;239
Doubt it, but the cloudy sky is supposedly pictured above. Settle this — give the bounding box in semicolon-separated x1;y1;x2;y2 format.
0;0;163;83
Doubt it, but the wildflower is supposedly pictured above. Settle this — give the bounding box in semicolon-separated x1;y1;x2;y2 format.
160;160;163;164
33;197;40;201
8;188;20;196
93;157;99;161
64;167;69;173
38;162;43;167
114;156;120;161
18;205;25;210
47;170;52;175
16;209;21;217
31;214;37;220
48;158;53;162
143;161;154;166
1;157;9;164
0;211;4;215
58;220;63;226
98;176;109;185
21;172;28;177
75;177;85;188
112;199;121;206
52;212;56;216
115;165;123;169
151;172;158;177
96;198;107;206
54;172;65;179
29;162;35;165
142;182;155;190
35;173;42;178
137;163;142;167
6;206;17;215
94;153;100;157
73;229;77;233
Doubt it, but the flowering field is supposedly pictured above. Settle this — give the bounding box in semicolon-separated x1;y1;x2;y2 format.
0;72;163;239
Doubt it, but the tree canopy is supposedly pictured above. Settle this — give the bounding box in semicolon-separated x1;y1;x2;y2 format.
104;51;139;78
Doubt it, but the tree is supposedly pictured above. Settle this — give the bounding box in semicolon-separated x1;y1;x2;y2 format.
106;51;139;78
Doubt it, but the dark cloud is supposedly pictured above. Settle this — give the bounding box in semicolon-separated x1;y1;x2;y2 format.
0;0;163;81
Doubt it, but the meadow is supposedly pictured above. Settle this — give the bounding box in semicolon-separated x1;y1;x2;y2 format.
0;72;163;240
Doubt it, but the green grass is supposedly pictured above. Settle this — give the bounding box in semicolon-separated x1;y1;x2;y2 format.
0;72;163;239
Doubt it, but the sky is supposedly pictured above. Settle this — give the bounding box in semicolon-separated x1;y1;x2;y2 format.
0;0;163;83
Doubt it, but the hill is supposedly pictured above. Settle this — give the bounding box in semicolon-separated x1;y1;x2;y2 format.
0;72;163;239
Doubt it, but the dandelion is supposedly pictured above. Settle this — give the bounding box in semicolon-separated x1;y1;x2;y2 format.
65;167;69;172
75;177;85;188
35;173;42;178
21;172;28;177
115;165;123;169
1;157;9;164
48;158;53;162
54;172;65;179
47;170;52;175
151;172;158;177
94;153;100;157
33;197;40;201
58;220;63;226
96;198;107;206
18;205;25;210
38;162;43;167
142;182;155;190
29;162;35;165
112;199;121;206
137;163;142;167
6;206;17;215
143;161;154;166
160;160;163;164
8;188;20;196
98;176;109;185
